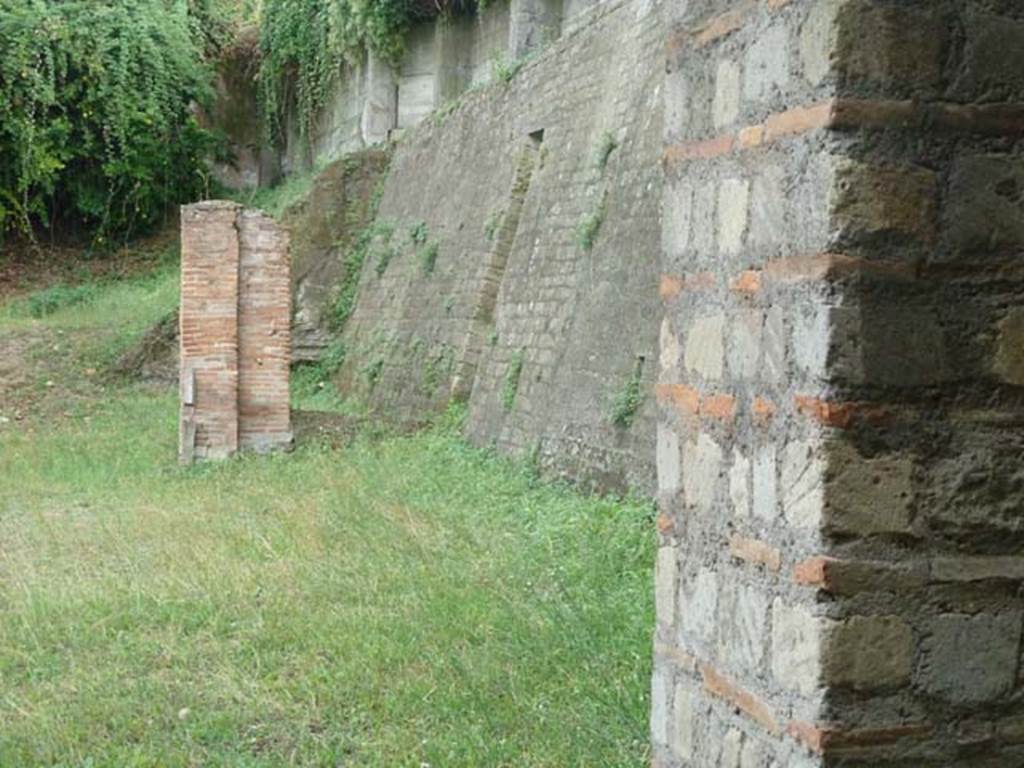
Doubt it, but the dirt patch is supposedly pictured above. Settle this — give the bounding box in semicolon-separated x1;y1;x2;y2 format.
0;228;178;303
112;310;179;386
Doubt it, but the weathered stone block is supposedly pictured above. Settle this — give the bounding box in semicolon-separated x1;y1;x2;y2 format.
681;567;719;645
720;582;769;673
832;160;938;245
748;165;786;250
671;682;696;760
919;612;1023;704
762;306;785;385
728;309;763;381
859;304;949;387
657;423;681;493
660;316;682;383
655;545;679;632
692;180;719;256
799;0;840;86
772;599;823;696
651;662;671;746
717;178;750;255
791;303;863;384
663;180;694;257
743;25;790;102
683;432;723;512
824;615;913;691
713;58;741;129
836;2;944;96
753;444;778;521
720;728;743;768
951;12;1024;100
781;439;825;529
994;308;1024;387
685;313;726;381
825;443;915;536
730;447;751;518
944;154;1024;256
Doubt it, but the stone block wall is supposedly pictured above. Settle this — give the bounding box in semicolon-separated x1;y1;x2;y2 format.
333;0;663;493
179;202;292;462
653;0;1024;765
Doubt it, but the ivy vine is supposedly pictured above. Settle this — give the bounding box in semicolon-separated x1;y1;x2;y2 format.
258;0;477;145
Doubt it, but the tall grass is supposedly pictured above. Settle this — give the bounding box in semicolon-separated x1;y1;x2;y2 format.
0;262;655;766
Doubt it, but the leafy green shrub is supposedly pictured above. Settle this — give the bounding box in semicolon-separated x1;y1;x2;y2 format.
0;0;225;243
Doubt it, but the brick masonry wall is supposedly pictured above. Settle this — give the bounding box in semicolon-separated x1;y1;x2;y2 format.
653;0;1024;766
180;201;242;461
238;210;293;451
180;202;292;461
335;0;664;492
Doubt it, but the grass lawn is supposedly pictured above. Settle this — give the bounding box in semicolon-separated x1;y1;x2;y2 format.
0;254;655;767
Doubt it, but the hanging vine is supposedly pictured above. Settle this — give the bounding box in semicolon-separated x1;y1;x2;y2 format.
258;0;477;145
0;0;232;244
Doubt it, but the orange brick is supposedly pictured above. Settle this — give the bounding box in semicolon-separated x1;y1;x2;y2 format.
737;125;765;148
654;641;697;673
700;664;781;735
763;102;836;142
763;252;917;284
693;8;747;47
794;396;890;429
793;556;836;588
656;384;701;416
730;270;762;294
729;533;782;571
752;396;776;425
686;271;718;291
659;274;685;301
788;720;933;755
701;393;737;422
664;134;735;164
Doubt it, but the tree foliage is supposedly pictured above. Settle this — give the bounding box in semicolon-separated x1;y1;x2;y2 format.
0;0;230;244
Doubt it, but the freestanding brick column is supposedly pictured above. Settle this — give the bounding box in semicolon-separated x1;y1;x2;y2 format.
653;1;1024;766
180;202;292;462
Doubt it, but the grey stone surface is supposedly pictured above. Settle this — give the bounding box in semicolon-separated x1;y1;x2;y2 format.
919;612;1023;704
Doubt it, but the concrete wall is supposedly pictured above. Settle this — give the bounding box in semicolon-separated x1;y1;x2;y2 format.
333;0;663;493
652;0;1024;765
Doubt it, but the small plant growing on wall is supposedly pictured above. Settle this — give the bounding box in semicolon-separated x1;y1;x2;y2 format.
409;220;428;245
610;357;645;429
362;358;385;390
420;241;440;276
333;219;394;327
502;349;525;412
576;193;607;252
483;209;503;242
594;130;619;173
491;52;526;84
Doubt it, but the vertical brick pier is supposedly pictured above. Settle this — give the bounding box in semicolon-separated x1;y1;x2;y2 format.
653;1;1024;766
179;201;292;462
